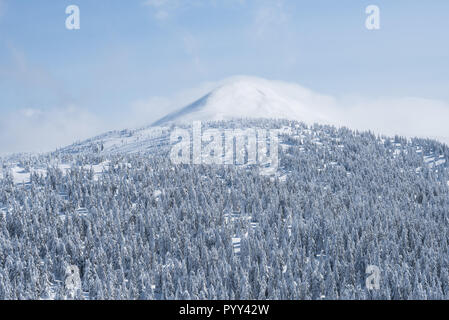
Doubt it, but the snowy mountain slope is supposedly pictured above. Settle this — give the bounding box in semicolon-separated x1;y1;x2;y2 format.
53;77;337;156
2;77;449;300
2;119;447;192
153;76;336;126
57;126;172;155
52;76;449;159
1;118;449;299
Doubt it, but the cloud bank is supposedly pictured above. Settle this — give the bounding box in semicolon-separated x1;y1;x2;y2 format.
128;76;449;145
1;76;448;155
338;96;449;143
0;106;105;155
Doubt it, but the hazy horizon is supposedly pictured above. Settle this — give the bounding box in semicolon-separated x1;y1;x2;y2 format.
1;0;448;153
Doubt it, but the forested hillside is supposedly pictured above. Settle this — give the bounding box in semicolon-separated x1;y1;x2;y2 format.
0;119;448;299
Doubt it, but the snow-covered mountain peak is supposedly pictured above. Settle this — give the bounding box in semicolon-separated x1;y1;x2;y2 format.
153;76;336;126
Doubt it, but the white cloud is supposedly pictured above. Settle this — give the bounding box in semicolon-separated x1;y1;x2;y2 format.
142;0;183;20
0;77;219;155
20;108;43;118
251;0;289;40
124;80;219;128
0;106;105;155
182;32;203;69
2;70;448;155
336;96;449;144
142;0;246;20
246;1;299;67
0;45;106;155
143;0;171;6
127;76;449;146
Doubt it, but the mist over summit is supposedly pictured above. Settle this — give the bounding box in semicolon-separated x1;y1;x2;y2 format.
151;76;449;146
153;76;336;126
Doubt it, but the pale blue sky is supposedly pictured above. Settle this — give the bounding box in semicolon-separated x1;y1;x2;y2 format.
0;0;448;153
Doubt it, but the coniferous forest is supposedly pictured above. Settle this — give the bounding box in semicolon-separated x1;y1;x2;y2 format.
1;120;448;300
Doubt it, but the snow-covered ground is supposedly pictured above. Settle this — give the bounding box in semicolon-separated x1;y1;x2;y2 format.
3;121;446;188
232;237;241;254
9;165;47;185
1;160;111;185
424;154;446;168
59;126;171;155
83;160;110;181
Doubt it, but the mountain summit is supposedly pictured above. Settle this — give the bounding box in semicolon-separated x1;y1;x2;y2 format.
153;77;336;126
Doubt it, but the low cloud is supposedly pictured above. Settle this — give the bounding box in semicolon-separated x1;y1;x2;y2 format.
142;0;185;20
251;0;289;40
0;106;105;155
124;80;219;128
337;97;449;144
129;76;449;146
0;44;106;155
2;76;448;155
142;0;246;20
